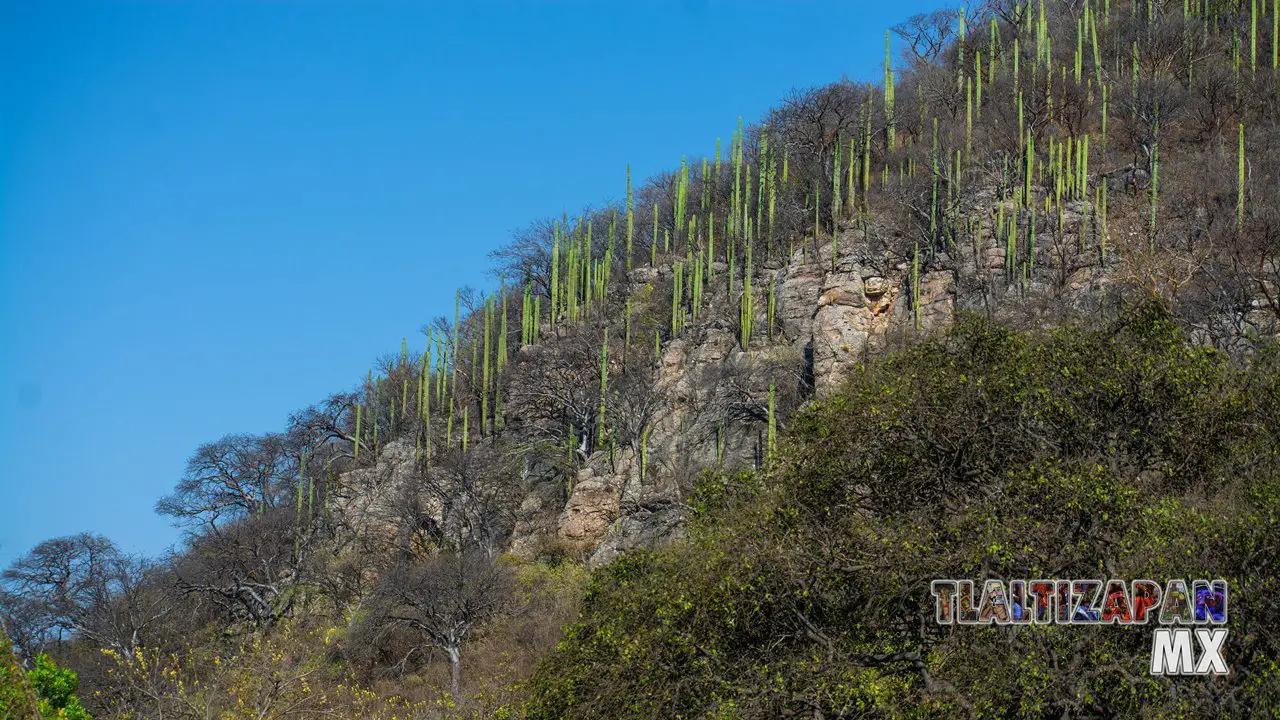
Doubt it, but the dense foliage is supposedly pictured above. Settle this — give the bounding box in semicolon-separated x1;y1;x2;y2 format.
1;653;91;720
526;305;1280;718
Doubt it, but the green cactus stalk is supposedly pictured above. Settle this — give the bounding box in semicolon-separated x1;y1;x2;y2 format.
767;279;776;341
1013;38;1020;91
498;276;508;372
675;258;686;335
930;118;939;243
452;291;460;395
353;402;362;461
422;334;431;459
1099;181;1108;260
707;211;715;280
1076;17;1083;83
912;241;921;330
652;204;659;266
462;406;469;451
640;425;649;483
1132;42;1140;122
296;450;307;518
757;127;768;246
1006;215;1018;282
624;299;631;369
1149;106;1160;249
522;281;533;345
831;138;842;243
965;77;973;161
766;378;777;457
626;165;634;271
862;99;872;202
1024;129;1034;209
845;136;856;218
740;244;753;349
307;455;315;518
401;340;410;412
372;385;380;452
676;157;689;246
701;158;711;211
1238;123;1246;230
598;329;608;449
884;31;896;149
482;296;491;437
1253;0;1258;75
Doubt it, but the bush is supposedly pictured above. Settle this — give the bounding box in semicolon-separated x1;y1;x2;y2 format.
525;305;1280;719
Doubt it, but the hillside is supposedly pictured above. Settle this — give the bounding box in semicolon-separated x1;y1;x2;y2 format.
5;0;1280;717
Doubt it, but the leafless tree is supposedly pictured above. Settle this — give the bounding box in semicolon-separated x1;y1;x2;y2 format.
171;510;307;627
155;433;297;534
892;10;961;66
408;443;521;559
1;534;172;659
362;551;513;696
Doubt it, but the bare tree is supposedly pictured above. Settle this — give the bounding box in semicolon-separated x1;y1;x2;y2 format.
363;551;513;696
1;534;172;659
155;433;296;533
892;10;961;66
171;510;307;627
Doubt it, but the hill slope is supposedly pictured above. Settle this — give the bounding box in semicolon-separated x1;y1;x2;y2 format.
6;0;1280;717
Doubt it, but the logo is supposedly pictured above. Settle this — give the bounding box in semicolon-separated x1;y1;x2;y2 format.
930;578;1229;676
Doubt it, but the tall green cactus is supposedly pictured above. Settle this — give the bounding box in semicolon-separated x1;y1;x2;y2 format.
550;222;561;324
831;138;842;244
598;329;608;449
884;31;896;149
766;378;777;458
672;260;683;336
1238;123;1246;230
740;244;753;349
498;276;508;373
1149;106;1160;249
640;425;649;483
651;204;659;266
626;165;634;270
912;241;921;330
353;403;362;462
482;295;491;437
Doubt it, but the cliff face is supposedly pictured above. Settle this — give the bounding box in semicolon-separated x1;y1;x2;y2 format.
334;188;1268;569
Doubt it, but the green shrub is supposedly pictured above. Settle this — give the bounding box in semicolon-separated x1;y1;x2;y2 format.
525;304;1280;719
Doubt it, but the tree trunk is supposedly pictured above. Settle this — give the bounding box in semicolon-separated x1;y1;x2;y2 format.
448;644;461;696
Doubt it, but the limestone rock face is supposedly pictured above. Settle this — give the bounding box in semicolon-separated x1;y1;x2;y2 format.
556;468;622;548
775;263;824;344
812;270;874;395
345;202;1206;569
917;270;957;334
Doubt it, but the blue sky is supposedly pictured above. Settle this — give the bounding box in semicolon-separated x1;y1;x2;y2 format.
0;0;943;566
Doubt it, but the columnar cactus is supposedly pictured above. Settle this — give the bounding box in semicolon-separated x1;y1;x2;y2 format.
626;165;634;270
598;329;608;449
1238;122;1246;230
885;31;896;149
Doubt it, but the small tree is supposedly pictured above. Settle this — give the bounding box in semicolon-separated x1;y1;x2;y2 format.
364;551;513;696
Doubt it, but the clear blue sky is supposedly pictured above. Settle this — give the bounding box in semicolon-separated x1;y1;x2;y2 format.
0;0;943;566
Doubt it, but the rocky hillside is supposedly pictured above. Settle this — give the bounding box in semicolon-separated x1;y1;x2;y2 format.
5;0;1280;717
